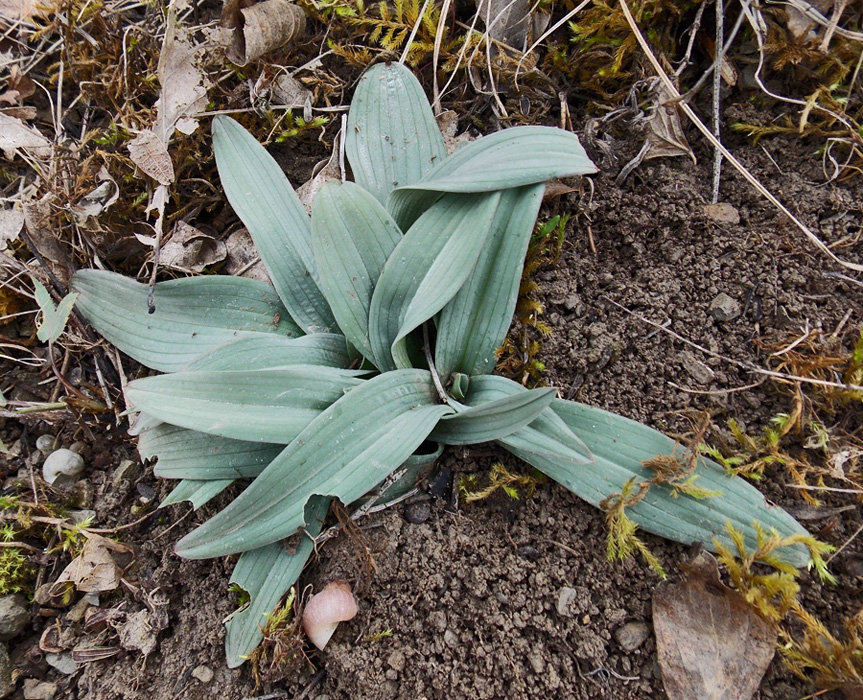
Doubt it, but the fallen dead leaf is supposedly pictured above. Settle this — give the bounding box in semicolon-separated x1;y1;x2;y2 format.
71;167;120;221
0;112;51;158
160;220;227;272
0;0;36;21
296;132;341;214
224;227;271;283
0;206;24;250
54;534;134;595
644;84;695;163
128;130;174;185
271;73;313;120
653;550;777;700
222;0;306;66
127;6;209;185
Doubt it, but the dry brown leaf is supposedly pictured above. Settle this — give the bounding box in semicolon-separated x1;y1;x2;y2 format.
54;534;133;594
160;221;227;272
127;7;209;185
153;18;208;142
296;136;341;213
0;112;51;158
653;551;777;700
72;167;119;221
224;228;271;283
0;206;23;250
222;0;306;66
644;85;695;162
128;130;175;185
0;0;36;21
271;73;313;120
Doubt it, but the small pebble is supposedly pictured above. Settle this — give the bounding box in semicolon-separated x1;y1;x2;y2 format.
556;587;578;617
0;595;28;641
404;502;431;524
516;546;540;560
136;483;156;505
703;202;740;225
0;645;12;699
427;467;452;499
68;510;96;526
191;665;213;683
68;441;91;460
23;679;58;700
112;460;141;486
387;650;405;673
44;652;77;675
708;293;741;322
614;621;651;652
680;351;715;385
35;435;55;455
443;629;459;649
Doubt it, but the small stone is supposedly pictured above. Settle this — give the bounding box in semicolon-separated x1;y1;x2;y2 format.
680;351;715;385
556;587;578;617
563;295;582;312
0;644;11;699
427;467;452;499
44;652;77;675
35;435;55;455
708;293;741;322
67;510;96;526
191;665;213;683
0;594;29;641
136;483;156;505
404;502;431;524
528;648;545;673
516;546;540;560
42;449;84;485
703;202;740;225
112;460;141;486
68;441;91;460
443;629;459;649
65;596;97;624
23;679;58;700
387;650;405;672
614;621;651;652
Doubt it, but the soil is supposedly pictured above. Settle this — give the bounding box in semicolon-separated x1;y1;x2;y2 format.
2;76;863;700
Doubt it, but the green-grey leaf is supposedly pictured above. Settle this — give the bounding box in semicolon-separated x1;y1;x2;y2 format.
33;279;77;344
225;495;330;668
369;192;500;370
436;183;545;378
545;399;811;567
161;479;233;509
460;375;593;465
312;181;402;365
126;368;363;443
139;424;282;480
389;126;597;229
175;369;452;559
213;116;335;333
345;62;446;206
71;269;301;373
183;333;350;371
429;384;556;445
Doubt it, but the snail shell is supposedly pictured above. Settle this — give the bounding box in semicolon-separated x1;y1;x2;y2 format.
302;581;358;650
42;448;85;485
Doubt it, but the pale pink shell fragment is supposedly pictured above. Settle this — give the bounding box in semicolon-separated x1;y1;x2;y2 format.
302;581;358;650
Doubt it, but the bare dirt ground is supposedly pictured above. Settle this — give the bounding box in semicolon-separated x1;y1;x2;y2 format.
1;2;862;699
